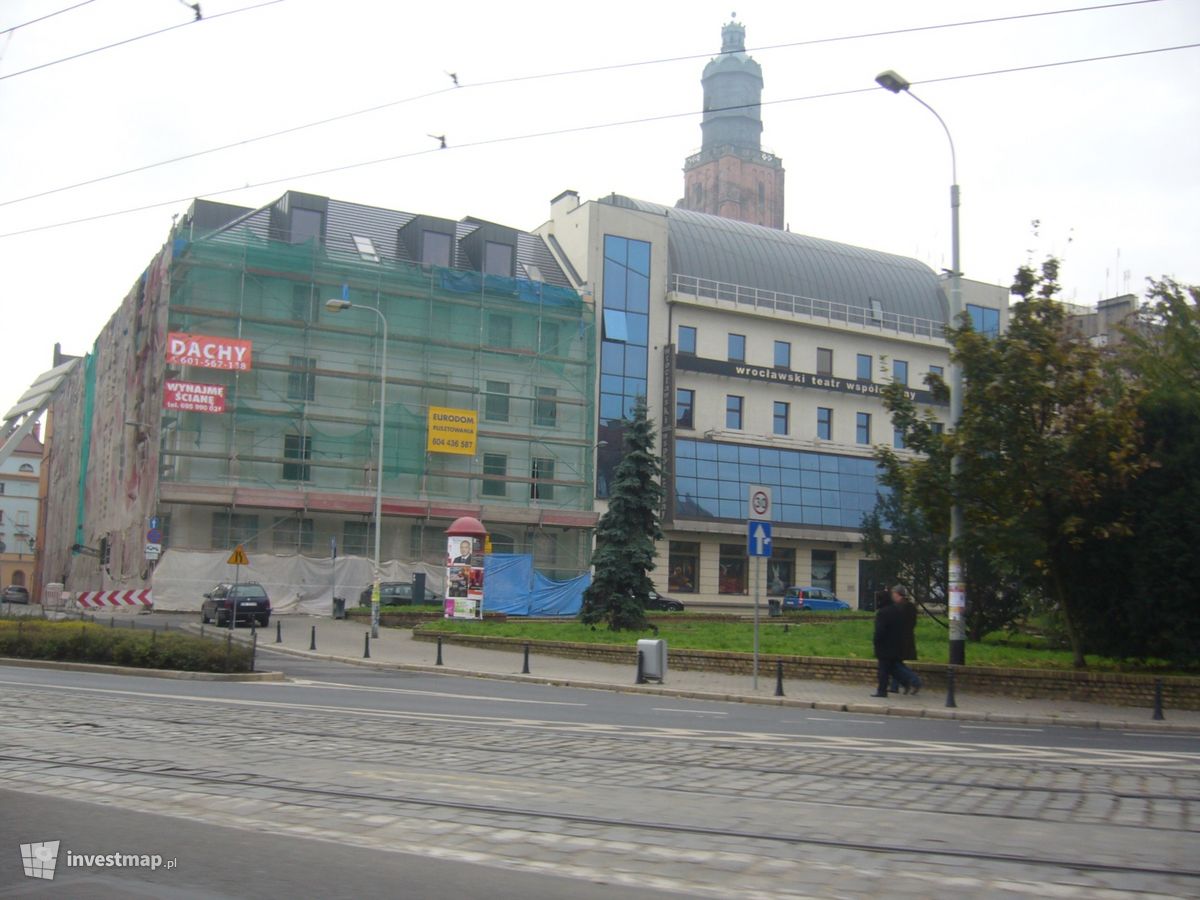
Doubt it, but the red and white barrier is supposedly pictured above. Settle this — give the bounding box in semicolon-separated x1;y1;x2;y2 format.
74;590;154;610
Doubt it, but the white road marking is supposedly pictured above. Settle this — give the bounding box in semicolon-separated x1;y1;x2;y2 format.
283;677;587;706
652;708;728;716
960;725;1044;733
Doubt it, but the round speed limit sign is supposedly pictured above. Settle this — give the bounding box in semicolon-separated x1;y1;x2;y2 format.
749;486;772;520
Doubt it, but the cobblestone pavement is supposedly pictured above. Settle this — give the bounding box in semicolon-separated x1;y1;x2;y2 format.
1;657;1198;898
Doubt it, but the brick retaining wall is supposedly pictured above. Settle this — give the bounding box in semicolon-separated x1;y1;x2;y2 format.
414;630;1200;711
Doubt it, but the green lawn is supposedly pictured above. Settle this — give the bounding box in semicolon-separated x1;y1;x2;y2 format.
417;613;1190;673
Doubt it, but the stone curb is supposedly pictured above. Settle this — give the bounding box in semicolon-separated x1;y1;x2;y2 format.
0;656;284;681
245;639;1200;734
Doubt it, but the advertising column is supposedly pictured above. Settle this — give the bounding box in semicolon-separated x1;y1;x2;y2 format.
444;516;487;620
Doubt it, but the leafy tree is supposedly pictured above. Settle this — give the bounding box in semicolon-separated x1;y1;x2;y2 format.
864;377;1026;641
1086;278;1200;664
580;400;664;630
950;257;1147;667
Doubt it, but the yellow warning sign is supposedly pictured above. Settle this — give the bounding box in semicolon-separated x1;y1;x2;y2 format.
227;545;249;566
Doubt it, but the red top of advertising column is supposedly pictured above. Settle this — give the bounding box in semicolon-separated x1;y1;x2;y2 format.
445;516;487;538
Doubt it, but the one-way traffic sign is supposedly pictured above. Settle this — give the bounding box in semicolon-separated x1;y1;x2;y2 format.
747;521;772;557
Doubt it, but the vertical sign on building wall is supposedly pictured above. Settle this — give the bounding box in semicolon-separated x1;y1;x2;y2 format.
661;343;676;523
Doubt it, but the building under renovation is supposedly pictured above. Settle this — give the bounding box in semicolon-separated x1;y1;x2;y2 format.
38;193;597;610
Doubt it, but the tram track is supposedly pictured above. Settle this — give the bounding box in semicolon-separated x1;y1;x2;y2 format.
1;751;1196;884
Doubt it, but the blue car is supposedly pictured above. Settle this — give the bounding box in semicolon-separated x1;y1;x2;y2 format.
781;586;851;611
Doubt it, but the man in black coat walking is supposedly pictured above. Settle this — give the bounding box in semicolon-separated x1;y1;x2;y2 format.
871;596;905;698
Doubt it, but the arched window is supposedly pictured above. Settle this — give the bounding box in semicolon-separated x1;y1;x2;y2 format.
18;463;33;473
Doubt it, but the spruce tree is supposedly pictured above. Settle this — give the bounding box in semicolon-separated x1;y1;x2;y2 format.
581;399;664;630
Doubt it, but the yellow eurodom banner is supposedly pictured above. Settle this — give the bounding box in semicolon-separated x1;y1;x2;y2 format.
427;406;477;455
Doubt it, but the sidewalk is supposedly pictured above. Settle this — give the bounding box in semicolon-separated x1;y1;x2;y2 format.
183;611;1199;733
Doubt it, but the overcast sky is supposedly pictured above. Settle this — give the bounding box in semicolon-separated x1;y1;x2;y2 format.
2;0;1197;413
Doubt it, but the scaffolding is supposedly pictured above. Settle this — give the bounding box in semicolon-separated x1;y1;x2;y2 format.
158;229;597;574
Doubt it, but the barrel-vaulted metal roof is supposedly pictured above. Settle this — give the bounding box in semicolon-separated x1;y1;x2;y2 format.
602;195;948;325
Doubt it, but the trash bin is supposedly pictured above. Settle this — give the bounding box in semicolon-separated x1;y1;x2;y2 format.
332;596;346;619
768;599;781;618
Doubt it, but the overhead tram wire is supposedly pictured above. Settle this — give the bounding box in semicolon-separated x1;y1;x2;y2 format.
1;39;1197;241
0;0;283;82
0;0;1169;208
0;0;97;36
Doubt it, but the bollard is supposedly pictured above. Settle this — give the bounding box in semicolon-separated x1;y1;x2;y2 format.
164;620;169;633
225;630;232;673
435;637;443;666
784;623;789;633
309;625;317;651
364;632;371;659
775;659;785;697
636;649;646;685
251;630;257;672
522;643;530;674
151;628;157;645
1153;678;1165;721
945;665;958;708
201;623;205;638
275;620;282;644
110;616;115;628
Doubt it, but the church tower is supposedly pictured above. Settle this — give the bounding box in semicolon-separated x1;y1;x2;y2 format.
679;18;785;229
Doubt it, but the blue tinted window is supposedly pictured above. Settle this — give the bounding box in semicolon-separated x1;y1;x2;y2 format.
725;395;743;429
967;304;1000;338
626;272;650;313
602;309;628;341
625;312;648;344
627;239;650;275
603;259;627;309
728;334;745;362
678;325;696;354
856;412;871;444
673;439;882;528
601;342;624;373
605;236;627;265
773;401;789;435
817;407;832;440
893;360;908;386
857;354;872;381
774;341;791;369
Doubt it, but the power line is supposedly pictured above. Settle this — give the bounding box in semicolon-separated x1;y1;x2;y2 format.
0;0;1168;208
0;0;284;82
2;39;1194;241
0;0;96;36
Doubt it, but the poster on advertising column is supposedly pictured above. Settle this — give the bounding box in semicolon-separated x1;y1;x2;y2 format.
444;535;483;619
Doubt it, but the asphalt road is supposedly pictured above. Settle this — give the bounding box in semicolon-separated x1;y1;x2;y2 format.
1;657;1197;898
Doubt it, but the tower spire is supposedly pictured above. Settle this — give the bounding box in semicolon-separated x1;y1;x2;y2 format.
678;17;785;229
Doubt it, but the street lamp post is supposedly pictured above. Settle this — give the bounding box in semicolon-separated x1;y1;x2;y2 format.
325;293;387;639
875;69;966;665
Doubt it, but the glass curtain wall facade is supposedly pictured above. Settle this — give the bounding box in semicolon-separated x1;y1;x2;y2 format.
596;234;651;497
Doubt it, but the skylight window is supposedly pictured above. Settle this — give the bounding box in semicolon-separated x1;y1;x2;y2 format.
352;235;380;263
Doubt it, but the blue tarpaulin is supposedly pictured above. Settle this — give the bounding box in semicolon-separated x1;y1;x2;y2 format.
481;554;588;616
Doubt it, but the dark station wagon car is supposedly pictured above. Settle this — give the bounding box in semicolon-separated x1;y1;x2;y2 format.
201;582;271;627
359;582;442;607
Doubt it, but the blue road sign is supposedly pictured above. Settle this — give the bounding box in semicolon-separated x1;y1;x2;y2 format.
747;521;772;557
149;516;160;531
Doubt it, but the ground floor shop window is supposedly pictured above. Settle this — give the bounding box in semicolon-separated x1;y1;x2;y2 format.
719;543;747;594
811;549;836;591
668;541;698;592
767;548;794;595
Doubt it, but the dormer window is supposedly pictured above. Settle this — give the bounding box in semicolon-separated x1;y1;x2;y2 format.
422;230;451;267
290;208;323;245
484;241;513;277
